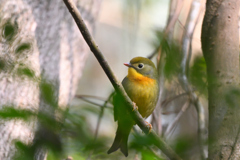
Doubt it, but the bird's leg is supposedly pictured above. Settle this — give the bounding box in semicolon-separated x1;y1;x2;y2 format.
145;121;152;134
132;102;138;111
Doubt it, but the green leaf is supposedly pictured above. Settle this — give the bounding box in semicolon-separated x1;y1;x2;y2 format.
0;107;34;120
189;55;207;95
163;42;182;79
2;21;17;41
17;67;35;78
40;81;57;107
15;43;31;54
0;58;6;70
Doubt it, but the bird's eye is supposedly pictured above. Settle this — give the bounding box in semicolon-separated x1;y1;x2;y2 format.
138;63;144;69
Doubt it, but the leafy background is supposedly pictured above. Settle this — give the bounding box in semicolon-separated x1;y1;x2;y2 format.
0;0;208;159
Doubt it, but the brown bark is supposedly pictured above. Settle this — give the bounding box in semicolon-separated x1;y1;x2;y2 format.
201;0;240;159
0;0;102;159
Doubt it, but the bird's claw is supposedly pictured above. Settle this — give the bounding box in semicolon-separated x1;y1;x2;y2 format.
145;121;152;134
132;102;138;111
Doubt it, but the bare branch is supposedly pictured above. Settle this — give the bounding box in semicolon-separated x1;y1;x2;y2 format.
75;95;113;108
93;92;114;141
151;0;185;138
164;99;191;138
191;93;207;159
228;125;240;160
148;0;184;60
179;0;207;159
164;0;184;39
161;92;188;108
87;92;114;159
180;0;203;92
63;0;182;159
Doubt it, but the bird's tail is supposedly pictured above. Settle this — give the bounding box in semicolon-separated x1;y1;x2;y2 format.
107;125;131;157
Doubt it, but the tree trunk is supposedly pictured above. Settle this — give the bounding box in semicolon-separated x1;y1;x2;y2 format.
201;0;240;159
0;0;102;159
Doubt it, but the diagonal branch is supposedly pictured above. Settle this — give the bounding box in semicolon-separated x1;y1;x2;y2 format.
179;0;207;159
191;92;207;160
164;99;191;138
150;0;184;135
180;0;203;92
148;0;184;60
75;94;113;108
63;0;182;159
228;124;240;160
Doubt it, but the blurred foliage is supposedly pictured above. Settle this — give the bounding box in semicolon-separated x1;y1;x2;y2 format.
153;29;207;97
40;81;57;108
0;18;34;78
225;88;240;108
0;1;211;159
0;107;34;120
131;132;163;160
0;57;5;70
151;30;182;80
0;24;209;160
189;55;207;96
0;78;170;159
16;65;35;78
163;41;182;80
0;102;111;159
173;137;198;159
2;21;18;41
15;43;31;54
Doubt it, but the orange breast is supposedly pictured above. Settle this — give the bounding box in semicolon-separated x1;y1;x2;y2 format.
127;68;155;85
126;68;158;118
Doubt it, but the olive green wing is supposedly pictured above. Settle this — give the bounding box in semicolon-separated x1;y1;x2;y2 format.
113;77;130;122
108;77;134;156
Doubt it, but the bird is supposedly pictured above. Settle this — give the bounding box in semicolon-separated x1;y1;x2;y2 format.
107;57;159;157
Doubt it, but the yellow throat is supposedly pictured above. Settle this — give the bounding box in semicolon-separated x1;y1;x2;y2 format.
127;67;155;85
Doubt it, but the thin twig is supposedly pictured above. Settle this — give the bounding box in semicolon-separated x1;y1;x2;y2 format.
132;127;164;160
147;46;160;59
151;110;161;135
191;92;207;160
164;0;184;39
146;146;164;160
180;0;203;92
164;99;191;138
179;0;206;159
177;19;186;31
151;0;184;139
87;92;115;159
75;95;113;108
93;92;114;141
228;124;240;160
75;94;110;101
161;92;188;108
63;0;182;159
166;0;177;30
148;0;184;60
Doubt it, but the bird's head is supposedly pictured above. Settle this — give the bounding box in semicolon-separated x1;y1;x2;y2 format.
124;57;158;80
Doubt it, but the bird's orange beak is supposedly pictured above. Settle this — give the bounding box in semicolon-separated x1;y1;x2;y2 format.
124;63;131;67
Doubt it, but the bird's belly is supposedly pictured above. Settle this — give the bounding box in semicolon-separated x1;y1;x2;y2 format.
129;82;158;118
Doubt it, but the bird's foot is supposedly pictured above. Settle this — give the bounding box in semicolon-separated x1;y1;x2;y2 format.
132;102;138;111
145;121;152;134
